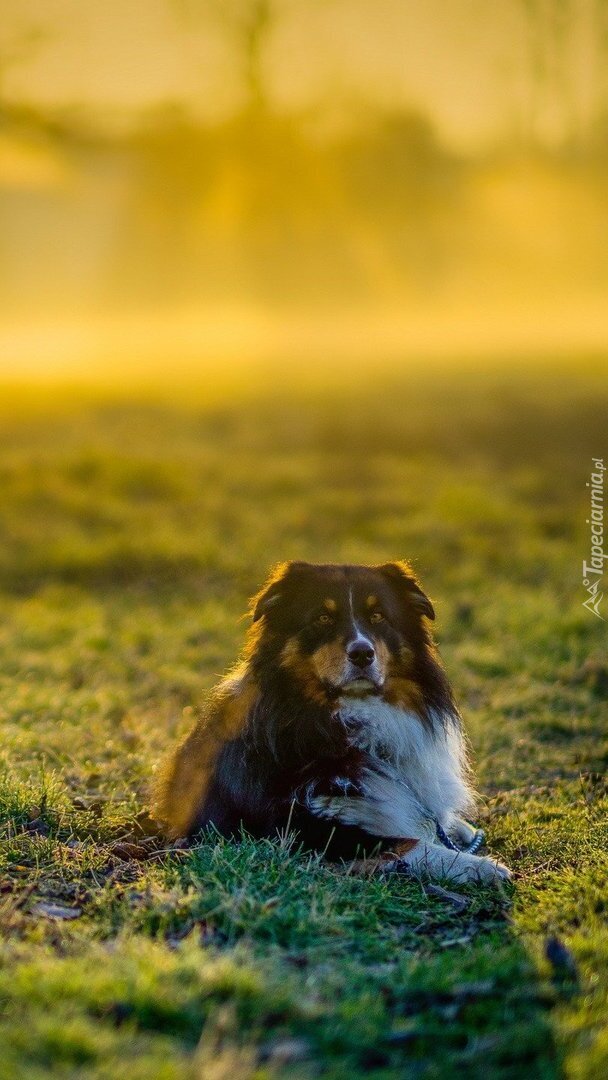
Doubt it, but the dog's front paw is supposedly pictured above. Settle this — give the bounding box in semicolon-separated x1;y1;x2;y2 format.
467;854;512;883
442;853;511;884
392;842;512;885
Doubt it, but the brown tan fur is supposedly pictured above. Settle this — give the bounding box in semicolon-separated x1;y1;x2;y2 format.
279;639;330;706
382;674;425;713
153;672;258;839
310;640;353;688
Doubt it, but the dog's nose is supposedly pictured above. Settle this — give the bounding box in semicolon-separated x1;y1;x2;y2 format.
347;642;375;668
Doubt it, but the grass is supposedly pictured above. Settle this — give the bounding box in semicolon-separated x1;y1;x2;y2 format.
0;365;606;1078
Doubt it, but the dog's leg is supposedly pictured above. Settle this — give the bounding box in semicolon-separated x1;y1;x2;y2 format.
306;769;511;883
306;767;436;842
386;841;511;883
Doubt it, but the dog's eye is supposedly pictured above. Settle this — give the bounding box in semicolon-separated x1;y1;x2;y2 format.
315;613;334;626
370;611;385;624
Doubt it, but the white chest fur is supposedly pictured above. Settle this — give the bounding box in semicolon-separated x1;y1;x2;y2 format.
337;695;475;824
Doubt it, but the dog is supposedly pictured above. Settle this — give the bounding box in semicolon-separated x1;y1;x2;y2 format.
153;561;510;884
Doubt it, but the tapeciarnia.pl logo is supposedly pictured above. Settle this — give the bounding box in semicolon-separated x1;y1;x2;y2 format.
582;457;606;620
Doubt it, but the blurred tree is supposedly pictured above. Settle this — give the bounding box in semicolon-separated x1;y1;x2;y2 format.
591;0;608;152
0;25;46;103
518;0;603;152
174;0;277;112
107;103;216;305
338;111;463;295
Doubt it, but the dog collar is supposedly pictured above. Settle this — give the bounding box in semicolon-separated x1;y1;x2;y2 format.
435;820;485;855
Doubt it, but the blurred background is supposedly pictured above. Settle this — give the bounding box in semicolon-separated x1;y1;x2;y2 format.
1;0;608;382
0;15;605;1076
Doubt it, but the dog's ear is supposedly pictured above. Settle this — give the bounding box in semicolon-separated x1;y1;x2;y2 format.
250;561;305;622
377;560;435;621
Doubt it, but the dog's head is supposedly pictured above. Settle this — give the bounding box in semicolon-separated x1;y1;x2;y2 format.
247;561;437;707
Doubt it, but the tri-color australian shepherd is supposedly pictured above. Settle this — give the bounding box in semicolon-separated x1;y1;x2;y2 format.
154;561;510;884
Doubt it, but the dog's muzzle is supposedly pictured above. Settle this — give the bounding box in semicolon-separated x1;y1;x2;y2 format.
340;636;383;694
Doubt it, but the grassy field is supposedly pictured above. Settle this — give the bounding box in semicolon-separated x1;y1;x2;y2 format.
0;366;606;1078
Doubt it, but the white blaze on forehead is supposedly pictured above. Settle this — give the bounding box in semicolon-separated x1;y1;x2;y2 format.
347;586;373;649
349;631;375;652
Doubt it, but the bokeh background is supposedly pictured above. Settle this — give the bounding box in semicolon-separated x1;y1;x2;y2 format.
1;0;608;380
1;7;607;1076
